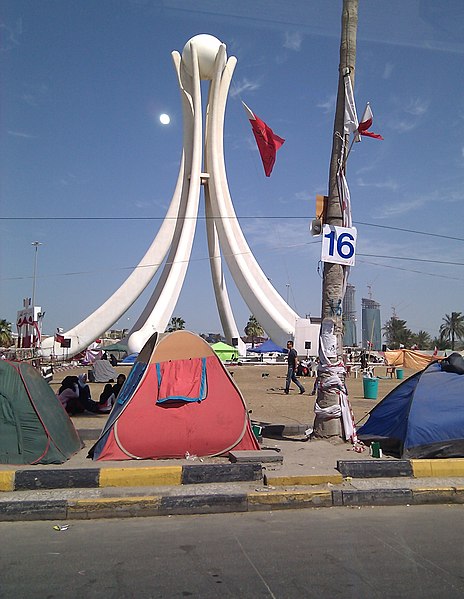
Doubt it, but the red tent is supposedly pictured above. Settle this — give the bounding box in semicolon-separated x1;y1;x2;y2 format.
90;331;259;460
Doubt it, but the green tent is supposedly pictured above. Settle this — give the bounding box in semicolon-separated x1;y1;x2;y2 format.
0;361;83;465
98;342;128;354
211;342;238;362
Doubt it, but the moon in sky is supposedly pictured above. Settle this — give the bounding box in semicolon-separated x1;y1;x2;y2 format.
159;113;171;125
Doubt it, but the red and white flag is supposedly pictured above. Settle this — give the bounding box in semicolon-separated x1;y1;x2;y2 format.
242;102;285;177
357;103;384;141
55;333;65;344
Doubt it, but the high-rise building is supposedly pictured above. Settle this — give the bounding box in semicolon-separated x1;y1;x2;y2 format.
362;297;382;350
343;283;357;347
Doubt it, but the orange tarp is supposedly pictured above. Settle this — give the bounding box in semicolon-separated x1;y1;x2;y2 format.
384;349;440;370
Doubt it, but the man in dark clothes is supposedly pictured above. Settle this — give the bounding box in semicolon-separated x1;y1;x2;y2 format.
284;340;305;395
360;351;368;370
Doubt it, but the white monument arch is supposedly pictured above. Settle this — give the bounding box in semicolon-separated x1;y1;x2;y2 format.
40;35;319;358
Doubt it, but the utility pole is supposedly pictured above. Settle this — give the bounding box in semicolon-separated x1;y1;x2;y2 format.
314;0;358;438
31;241;42;311
31;241;43;353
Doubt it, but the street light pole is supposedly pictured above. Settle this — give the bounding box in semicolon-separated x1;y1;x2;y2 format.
31;241;43;352
31;241;43;310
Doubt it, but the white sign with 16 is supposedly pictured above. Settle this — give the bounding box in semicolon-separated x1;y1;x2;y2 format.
321;224;357;266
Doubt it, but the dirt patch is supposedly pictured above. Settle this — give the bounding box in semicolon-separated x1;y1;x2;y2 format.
51;362;413;431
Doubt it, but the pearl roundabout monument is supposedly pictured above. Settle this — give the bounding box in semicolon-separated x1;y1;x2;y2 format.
40;35;319;359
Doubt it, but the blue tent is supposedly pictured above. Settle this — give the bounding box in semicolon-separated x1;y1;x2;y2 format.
248;339;288;354
121;353;138;364
358;361;464;458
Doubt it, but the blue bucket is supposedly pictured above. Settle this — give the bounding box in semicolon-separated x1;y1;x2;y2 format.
396;368;404;380
363;377;379;400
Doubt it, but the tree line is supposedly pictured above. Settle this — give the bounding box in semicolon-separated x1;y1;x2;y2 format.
383;311;464;351
3;311;462;353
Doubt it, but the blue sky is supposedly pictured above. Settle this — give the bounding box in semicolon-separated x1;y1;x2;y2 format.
1;1;463;342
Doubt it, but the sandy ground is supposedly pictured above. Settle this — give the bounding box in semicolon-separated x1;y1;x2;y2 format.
50;361;411;430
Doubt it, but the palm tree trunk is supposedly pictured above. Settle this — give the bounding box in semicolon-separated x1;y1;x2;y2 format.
314;0;358;438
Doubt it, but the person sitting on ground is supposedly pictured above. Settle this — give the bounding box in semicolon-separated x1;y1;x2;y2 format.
98;383;115;413
57;376;80;413
76;373;100;413
112;373;126;398
98;373;126;413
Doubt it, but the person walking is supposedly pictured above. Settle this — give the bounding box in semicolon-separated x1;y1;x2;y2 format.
284;340;305;395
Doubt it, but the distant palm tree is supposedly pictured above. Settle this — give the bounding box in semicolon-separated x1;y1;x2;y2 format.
0;319;13;347
439;312;464;350
244;315;264;348
431;336;448;351
382;317;412;349
166;316;185;332
412;330;432;350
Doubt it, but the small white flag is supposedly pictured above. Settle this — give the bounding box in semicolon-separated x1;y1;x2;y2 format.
343;70;359;136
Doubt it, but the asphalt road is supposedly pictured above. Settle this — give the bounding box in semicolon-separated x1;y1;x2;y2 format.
1;506;464;598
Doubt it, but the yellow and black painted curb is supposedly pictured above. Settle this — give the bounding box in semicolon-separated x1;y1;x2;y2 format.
265;473;343;486
0;463;262;492
0;472;15;493
338;458;464;479
4;458;464;493
1;485;464;522
410;459;464;478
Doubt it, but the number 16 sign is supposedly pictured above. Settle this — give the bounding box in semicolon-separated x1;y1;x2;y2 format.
321;224;357;266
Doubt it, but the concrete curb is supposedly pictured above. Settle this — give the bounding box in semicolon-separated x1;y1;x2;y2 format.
338;460;413;478
5;458;464;493
1;485;464;521
410;459;464;478
0;463;262;492
265;473;343;486
261;423;309;437
338;459;464;479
